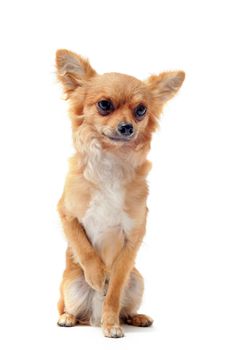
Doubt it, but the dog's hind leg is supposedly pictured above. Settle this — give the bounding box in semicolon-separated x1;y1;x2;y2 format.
120;268;153;327
57;249;93;327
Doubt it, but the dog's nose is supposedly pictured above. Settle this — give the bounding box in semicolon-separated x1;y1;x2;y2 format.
117;122;134;137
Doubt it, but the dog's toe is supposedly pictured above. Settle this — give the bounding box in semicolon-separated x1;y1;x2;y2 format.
125;314;153;327
102;324;124;338
57;313;77;327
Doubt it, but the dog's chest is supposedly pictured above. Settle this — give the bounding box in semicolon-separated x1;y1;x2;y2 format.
80;151;134;261
82;183;132;245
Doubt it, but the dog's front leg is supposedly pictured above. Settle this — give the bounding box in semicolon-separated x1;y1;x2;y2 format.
101;227;145;338
58;200;106;292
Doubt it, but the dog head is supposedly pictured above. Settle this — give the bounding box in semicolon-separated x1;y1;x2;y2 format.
56;49;185;152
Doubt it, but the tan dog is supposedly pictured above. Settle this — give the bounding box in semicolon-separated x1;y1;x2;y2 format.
56;49;185;338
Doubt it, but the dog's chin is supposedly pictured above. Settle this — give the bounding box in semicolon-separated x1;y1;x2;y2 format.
102;132;135;144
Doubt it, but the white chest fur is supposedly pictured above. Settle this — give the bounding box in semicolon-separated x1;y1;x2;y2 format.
80;142;134;260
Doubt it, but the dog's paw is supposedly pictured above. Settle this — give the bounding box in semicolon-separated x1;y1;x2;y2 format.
57;313;77;327
125;314;153;327
102;324;124;338
84;257;106;292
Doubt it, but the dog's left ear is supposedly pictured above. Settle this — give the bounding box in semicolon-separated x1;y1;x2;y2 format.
56;49;96;96
146;71;185;104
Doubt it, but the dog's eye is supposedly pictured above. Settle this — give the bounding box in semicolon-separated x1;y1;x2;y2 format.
134;104;147;120
97;100;114;116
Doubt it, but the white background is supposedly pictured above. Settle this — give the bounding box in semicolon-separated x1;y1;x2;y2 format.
0;0;232;349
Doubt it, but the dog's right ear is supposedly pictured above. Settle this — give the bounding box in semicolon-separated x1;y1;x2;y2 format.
56;49;96;96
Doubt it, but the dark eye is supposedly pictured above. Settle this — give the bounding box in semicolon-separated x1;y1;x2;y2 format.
97;100;114;116
134;104;147;120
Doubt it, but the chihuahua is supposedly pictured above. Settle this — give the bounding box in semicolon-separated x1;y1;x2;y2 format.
56;49;185;338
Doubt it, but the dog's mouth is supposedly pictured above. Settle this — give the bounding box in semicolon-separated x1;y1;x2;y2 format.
102;132;135;143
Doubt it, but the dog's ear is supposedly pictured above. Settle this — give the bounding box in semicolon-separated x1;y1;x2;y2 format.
146;71;185;104
56;49;96;96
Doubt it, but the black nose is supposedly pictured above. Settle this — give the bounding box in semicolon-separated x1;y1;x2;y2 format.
117;122;134;137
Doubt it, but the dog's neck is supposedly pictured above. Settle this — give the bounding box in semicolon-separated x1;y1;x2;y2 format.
83;139;135;185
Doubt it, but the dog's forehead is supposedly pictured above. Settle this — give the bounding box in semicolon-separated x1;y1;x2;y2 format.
86;73;150;104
